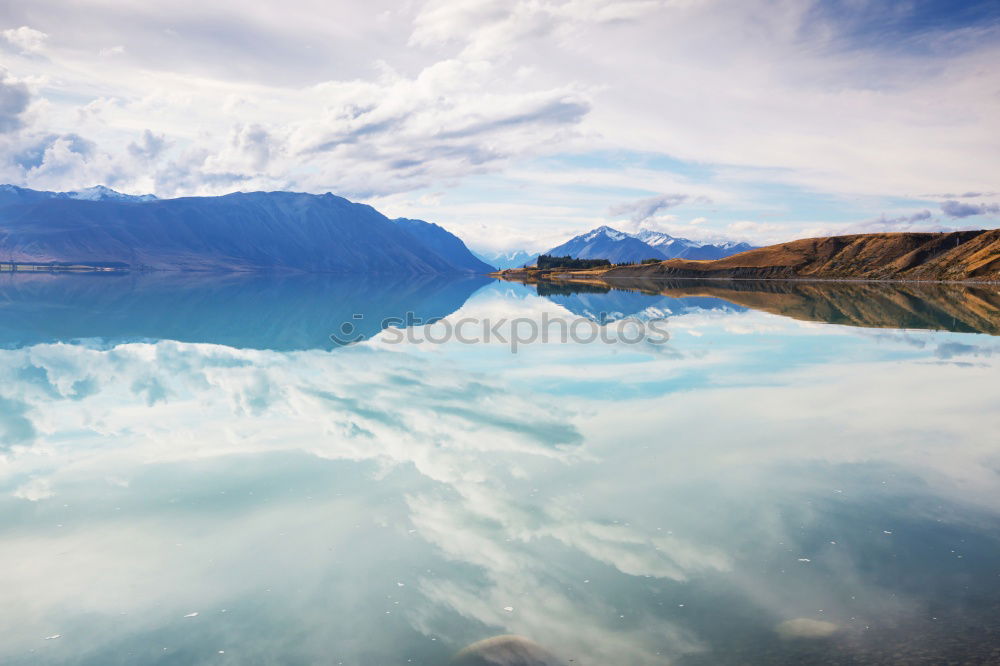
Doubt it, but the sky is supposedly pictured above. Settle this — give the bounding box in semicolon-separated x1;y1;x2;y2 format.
1;0;999;252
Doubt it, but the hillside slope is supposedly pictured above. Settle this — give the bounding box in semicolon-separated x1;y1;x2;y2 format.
0;189;490;274
394;217;495;273
603;231;1000;282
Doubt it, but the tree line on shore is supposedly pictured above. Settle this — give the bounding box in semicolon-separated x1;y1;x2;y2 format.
534;255;662;269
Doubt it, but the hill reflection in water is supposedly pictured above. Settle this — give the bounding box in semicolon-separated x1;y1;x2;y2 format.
520;277;1000;335
0;272;492;350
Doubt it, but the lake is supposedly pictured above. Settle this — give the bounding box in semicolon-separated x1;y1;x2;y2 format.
1;273;999;665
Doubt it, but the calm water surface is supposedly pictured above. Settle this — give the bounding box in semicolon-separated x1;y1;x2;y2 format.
1;273;999;665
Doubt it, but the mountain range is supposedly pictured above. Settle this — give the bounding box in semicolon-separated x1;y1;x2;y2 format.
632;229;756;259
542;225;755;264
542;286;744;323
0;184;158;205
0;186;492;274
471;226;753;271
472;249;538;270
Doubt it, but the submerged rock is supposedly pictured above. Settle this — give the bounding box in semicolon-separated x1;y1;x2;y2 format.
451;635;566;666
775;618;839;640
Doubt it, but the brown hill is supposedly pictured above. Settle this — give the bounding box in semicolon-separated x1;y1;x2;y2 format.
602;230;1000;282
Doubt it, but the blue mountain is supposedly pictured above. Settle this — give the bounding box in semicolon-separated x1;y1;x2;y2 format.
0;187;491;274
542;225;755;264
544;226;663;264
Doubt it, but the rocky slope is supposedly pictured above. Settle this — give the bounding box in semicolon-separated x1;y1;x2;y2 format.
603;231;1000;282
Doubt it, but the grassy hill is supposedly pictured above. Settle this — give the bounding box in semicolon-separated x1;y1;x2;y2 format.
600;230;1000;282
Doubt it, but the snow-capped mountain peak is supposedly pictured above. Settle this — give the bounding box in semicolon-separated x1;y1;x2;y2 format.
634;229;681;247
67;185;157;202
543;225;757;264
583;225;628;242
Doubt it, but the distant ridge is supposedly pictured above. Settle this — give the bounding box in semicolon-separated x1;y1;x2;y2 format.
633;229;756;260
0;187;491;274
472;249;538;270
0;184;157;204
542;225;754;264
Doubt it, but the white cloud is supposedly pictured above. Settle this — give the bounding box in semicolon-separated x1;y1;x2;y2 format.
1;26;48;54
0;47;592;198
12;478;53;501
98;45;125;57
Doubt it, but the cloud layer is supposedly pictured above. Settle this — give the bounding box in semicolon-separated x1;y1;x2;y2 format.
0;1;998;247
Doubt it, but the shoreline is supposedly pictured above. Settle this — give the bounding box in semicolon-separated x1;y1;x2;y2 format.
0;266;996;285
0;264;127;273
490;269;1000;286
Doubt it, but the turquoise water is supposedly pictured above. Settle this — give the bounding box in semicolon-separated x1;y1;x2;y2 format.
1;274;998;665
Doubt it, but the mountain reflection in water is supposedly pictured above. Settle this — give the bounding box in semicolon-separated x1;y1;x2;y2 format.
517;277;1000;335
0;272;491;350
